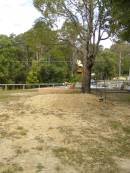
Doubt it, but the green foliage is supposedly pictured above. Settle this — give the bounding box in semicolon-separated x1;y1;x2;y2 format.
111;43;130;76
38;64;66;83
93;50;117;79
0;35;12;48
93;43;130;79
109;0;130;41
0;35;27;84
122;56;130;75
69;74;81;83
0;19;75;84
27;61;39;83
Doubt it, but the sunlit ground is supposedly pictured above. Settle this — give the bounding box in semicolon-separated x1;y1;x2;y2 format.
0;89;130;173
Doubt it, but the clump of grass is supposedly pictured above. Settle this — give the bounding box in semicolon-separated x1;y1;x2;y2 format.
0;114;9;122
7;131;19;139
0;163;23;173
101;122;130;158
123;126;130;134
55;165;62;172
35;136;44;143
58;126;74;136
53;147;85;168
0;128;8;138
15;146;29;156
0;127;24;140
109;120;123;130
15;148;23;156
36;163;44;173
17;126;24;130
111;133;130;158
9;127;28;138
17;126;28;136
53;145;119;173
35;145;43;151
19;131;27;136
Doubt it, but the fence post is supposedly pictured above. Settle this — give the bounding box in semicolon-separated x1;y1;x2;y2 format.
5;85;7;90
23;85;25;90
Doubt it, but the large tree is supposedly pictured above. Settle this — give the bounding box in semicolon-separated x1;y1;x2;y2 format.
33;0;111;93
111;42;130;77
0;35;27;84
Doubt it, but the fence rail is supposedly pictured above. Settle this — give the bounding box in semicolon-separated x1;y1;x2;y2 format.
0;83;65;90
0;80;130;91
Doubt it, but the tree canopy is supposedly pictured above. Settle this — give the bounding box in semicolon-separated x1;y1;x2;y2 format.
110;0;130;41
0;21;74;84
33;0;113;92
0;0;130;89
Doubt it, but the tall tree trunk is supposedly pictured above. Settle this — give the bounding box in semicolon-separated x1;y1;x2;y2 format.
82;64;92;93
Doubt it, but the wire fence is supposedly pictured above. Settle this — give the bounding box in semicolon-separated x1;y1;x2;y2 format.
0;81;130;102
91;80;130;102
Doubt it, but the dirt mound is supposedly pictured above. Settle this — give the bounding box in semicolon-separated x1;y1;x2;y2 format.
0;92;130;173
38;87;79;94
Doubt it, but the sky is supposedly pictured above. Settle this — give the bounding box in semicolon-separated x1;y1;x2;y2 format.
101;38;113;49
0;0;112;48
0;0;41;35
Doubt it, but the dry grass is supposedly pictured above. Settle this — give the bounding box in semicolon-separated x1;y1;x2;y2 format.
0;89;130;173
0;163;23;173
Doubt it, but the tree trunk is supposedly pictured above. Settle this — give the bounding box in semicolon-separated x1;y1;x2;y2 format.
82;64;92;93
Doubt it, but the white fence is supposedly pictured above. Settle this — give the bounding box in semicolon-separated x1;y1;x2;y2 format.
0;81;130;91
0;83;65;90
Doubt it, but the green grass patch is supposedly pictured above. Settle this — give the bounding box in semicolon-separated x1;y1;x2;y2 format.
36;163;44;173
109;120;123;130
104;93;130;103
53;146;119;173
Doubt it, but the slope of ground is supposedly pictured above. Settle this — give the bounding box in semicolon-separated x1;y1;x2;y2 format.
0;91;130;173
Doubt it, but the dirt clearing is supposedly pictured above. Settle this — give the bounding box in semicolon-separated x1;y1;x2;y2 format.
0;90;130;173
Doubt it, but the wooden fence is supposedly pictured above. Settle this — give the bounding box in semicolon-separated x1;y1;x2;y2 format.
0;83;64;90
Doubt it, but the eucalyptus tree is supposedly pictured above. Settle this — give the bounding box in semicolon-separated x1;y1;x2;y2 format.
109;0;130;42
111;42;130;76
33;0;112;92
60;21;83;78
22;19;57;61
0;35;27;84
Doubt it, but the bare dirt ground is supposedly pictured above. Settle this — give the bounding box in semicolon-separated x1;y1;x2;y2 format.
0;89;130;173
